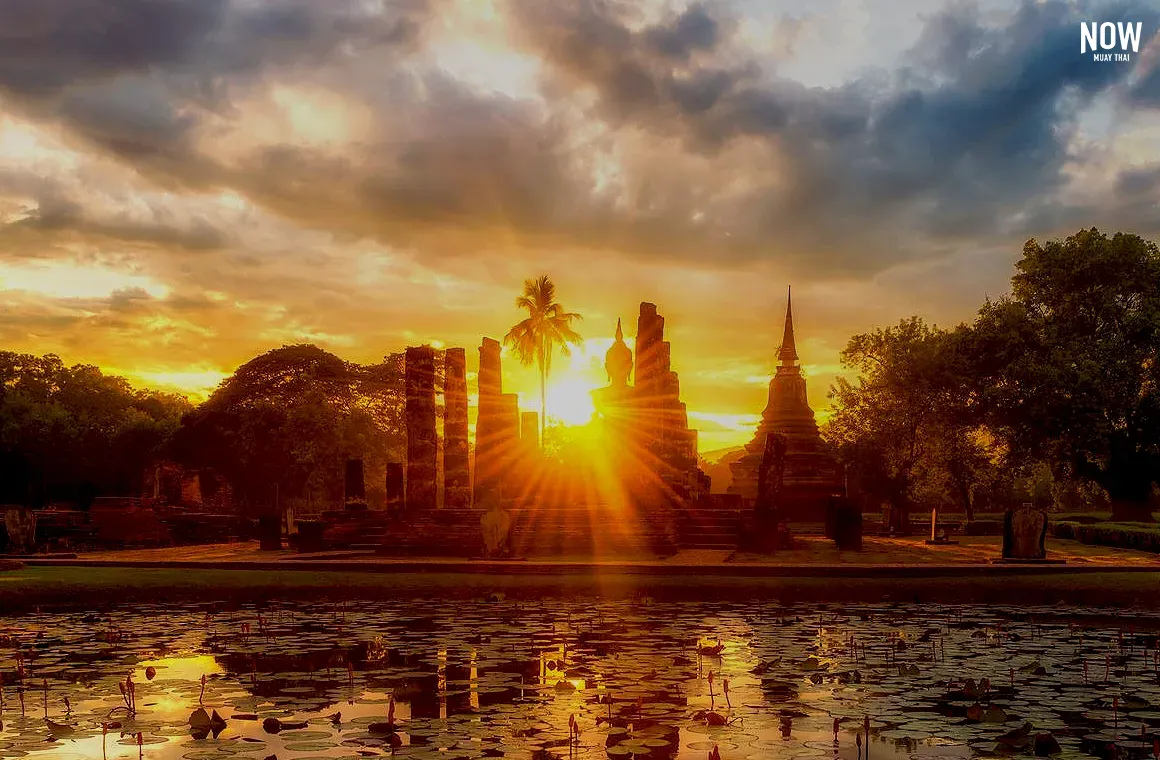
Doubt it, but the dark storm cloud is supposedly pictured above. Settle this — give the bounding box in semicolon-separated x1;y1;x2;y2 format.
1115;164;1160;196
0;0;431;182
1129;63;1160;109
108;286;155;312
0;176;229;254
507;0;1160;266
0;0;228;95
0;0;428;95
3;0;1159;280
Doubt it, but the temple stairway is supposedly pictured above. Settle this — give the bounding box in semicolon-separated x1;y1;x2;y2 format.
309;503;747;555
358;503;679;557
506;505;676;557
676;503;743;550
372;509;485;557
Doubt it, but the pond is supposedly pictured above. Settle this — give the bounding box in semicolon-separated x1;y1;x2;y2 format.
1;598;1158;760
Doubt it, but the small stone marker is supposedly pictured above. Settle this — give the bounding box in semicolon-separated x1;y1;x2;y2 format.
480;505;512;558
4;507;36;555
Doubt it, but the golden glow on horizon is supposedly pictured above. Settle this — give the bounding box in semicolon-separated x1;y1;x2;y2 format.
0;261;170;300
0;115;78;168
119;368;229;400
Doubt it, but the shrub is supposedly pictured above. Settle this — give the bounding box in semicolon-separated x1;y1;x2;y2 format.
1050;521;1160;553
963;520;1004;536
1051;514;1107;525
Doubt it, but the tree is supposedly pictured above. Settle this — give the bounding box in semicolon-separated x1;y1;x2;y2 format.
968;229;1160;522
172;345;408;515
503;275;582;441
0;352;189;506
824;318;987;532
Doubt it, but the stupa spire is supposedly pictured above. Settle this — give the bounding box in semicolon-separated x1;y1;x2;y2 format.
777;286;798;366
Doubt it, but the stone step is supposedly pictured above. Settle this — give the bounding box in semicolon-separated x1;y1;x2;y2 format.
677;517;742;524
677;510;742;517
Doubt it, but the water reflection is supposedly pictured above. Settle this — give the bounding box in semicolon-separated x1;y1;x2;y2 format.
0;600;1157;758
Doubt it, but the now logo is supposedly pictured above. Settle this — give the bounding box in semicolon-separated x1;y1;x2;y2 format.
1080;21;1142;54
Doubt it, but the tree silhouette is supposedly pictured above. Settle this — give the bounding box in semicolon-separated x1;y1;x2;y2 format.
0;352;189;506
503;276;582;441
968;228;1160;522
172;344;408;514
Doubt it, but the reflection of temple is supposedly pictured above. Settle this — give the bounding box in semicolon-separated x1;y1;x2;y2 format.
728;288;843;520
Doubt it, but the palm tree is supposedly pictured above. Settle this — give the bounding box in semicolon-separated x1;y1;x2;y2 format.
503;275;583;441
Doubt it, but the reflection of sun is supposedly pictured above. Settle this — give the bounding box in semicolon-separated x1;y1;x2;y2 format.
138;654;224;682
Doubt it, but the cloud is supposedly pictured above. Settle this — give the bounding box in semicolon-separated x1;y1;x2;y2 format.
506;0;1160;262
5;0;1156;280
0;0;432;186
2;0;1160;446
6;191;229;252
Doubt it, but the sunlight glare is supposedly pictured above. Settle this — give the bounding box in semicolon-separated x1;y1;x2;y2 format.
547;375;597;426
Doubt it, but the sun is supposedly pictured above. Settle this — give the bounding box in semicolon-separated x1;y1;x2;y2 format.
505;337;611;428
547;376;598;426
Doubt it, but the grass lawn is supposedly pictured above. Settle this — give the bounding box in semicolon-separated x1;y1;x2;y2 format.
732;534;1160;565
2;564;1160;612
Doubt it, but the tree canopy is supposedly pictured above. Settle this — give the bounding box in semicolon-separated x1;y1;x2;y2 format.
826;228;1160;524
0;352;190;507
969;229;1160;520
824;318;991;531
172;344;411;514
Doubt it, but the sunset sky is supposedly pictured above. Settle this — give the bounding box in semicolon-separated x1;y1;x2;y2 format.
2;0;1160;452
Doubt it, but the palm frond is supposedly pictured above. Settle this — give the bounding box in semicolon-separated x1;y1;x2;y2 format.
504;275;583;431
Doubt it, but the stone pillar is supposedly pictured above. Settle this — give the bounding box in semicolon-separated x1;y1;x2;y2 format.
634;303;664;398
474;338;503;508
385;463;405;511
4;507;36;555
405;346;438;511
635;304;671;477
630;302;704;505
498;393;522;501
520;411;540;451
443;348;471;509
180;473;203;506
344;459;367;509
478;337;502;398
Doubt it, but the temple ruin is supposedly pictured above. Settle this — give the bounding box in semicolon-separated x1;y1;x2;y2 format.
404;346;438;512
592;305;708;503
729;288;843;520
329;301;714;555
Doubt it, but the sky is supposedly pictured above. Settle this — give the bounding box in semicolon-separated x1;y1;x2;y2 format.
1;0;1160;453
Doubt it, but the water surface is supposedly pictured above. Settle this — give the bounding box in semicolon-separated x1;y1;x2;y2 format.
1;599;1158;759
